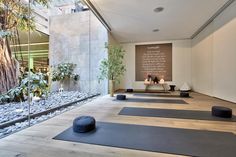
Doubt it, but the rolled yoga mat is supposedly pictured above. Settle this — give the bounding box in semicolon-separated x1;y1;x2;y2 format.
119;107;236;122
114;98;188;104
54;122;236;157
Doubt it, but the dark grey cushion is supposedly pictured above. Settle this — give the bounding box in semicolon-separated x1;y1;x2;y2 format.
212;106;232;118
180;92;189;97
73;116;96;133
117;95;126;100
126;89;134;92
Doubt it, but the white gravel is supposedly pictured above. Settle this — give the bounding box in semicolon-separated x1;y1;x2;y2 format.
0;91;98;138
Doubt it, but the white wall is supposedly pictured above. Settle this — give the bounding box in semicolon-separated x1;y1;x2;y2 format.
119;40;191;90
192;1;236;103
111;1;236;103
191;22;214;96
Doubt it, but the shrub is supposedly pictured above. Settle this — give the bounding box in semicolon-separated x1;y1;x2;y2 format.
20;72;48;97
0;72;48;103
51;63;79;83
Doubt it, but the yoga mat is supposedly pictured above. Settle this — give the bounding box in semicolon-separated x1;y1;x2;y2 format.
126;90;170;94
115;98;188;104
54;122;236;157
133;93;192;98
119;107;236;122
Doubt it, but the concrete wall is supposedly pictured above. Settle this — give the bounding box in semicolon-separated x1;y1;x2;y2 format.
191;1;236;103
120;40;192;90
49;11;108;94
90;12;109;94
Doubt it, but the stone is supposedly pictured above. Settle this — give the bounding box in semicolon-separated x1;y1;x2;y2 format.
0;91;98;138
32;96;41;102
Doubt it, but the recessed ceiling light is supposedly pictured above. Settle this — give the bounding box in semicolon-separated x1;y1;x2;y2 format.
153;29;159;32
154;7;164;13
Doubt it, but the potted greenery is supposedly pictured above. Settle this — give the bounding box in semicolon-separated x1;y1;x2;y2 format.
99;44;126;97
51;63;79;91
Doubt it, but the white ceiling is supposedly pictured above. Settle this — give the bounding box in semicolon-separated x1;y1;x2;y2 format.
90;0;229;43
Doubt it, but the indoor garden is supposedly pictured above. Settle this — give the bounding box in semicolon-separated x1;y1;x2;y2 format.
0;0;106;138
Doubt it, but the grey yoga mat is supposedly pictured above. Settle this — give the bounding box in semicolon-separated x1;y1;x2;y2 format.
114;98;188;104
119;107;236;122
54;122;236;157
133;93;192;98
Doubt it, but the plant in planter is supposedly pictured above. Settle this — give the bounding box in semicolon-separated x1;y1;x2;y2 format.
51;63;79;91
98;44;126;97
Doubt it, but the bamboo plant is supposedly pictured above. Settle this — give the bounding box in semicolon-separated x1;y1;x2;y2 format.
98;44;126;96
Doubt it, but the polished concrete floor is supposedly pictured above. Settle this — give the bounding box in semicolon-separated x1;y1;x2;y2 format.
0;92;235;157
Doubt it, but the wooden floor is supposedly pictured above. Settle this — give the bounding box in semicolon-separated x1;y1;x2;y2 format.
0;92;235;157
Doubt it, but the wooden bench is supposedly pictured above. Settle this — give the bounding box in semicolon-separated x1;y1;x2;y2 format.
144;82;168;92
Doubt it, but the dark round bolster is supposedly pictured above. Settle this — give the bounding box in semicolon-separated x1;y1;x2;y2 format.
212;106;232;118
117;95;126;100
73;116;96;133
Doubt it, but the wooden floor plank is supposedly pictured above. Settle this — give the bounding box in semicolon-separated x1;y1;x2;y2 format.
0;92;235;157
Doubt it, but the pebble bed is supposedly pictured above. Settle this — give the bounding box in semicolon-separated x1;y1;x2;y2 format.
0;91;98;138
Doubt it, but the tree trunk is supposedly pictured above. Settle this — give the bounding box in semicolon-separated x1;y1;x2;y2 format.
0;38;19;94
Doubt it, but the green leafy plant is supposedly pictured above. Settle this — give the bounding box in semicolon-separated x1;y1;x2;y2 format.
20;72;48;97
98;44;126;96
6;86;24;102
51;63;79;83
0;72;48;103
98;44;126;83
0;94;10;104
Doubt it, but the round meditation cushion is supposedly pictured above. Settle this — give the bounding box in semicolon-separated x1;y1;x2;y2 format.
73;116;96;133
212;106;232;118
116;95;126;100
